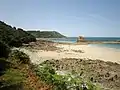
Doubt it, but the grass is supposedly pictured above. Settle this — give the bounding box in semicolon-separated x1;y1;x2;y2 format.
1;68;25;87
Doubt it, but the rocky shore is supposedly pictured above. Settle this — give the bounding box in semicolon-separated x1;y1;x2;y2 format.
19;40;120;90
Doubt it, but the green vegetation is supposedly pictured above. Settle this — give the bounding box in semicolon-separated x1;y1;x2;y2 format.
0;21;36;47
34;62;101;90
0;21;36;89
9;50;30;64
0;21;52;90
1;68;25;87
0;50;29;90
0;21;102;90
0;41;10;58
27;31;66;38
0;50;52;90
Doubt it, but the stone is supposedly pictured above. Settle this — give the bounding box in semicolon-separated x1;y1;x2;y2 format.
77;36;85;42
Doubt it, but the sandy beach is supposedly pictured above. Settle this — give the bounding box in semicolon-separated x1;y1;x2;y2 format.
20;41;120;64
18;40;120;90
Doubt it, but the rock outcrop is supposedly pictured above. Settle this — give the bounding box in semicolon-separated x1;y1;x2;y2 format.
77;36;85;42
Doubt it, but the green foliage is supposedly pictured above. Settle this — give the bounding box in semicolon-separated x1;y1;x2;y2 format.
0;68;25;90
86;81;101;90
27;31;66;38
1;68;25;86
0;58;10;76
0;21;36;89
0;21;36;47
9;50;30;64
0;50;30;90
35;63;101;90
8;38;22;47
35;64;67;90
0;41;10;58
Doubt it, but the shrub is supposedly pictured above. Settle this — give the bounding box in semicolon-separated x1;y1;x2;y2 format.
0;21;36;47
0;41;10;58
35;63;101;90
0;68;25;90
9;50;30;64
0;58;10;76
35;64;67;90
8;39;22;47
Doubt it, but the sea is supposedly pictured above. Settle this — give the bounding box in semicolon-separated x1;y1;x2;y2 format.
48;37;120;49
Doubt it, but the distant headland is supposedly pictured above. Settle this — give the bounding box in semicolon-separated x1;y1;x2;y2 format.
27;31;66;38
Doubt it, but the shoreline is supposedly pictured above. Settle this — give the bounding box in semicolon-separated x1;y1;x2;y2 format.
19;40;120;90
20;40;120;64
37;37;120;44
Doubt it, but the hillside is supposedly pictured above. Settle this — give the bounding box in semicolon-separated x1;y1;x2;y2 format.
0;21;36;47
0;22;51;90
27;31;66;38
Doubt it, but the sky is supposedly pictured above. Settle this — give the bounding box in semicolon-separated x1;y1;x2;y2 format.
0;0;120;37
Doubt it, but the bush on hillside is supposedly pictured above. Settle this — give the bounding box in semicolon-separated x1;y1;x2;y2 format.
0;68;25;90
8;39;22;47
0;58;10;76
0;21;36;47
0;41;10;58
0;50;30;90
9;50;30;64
